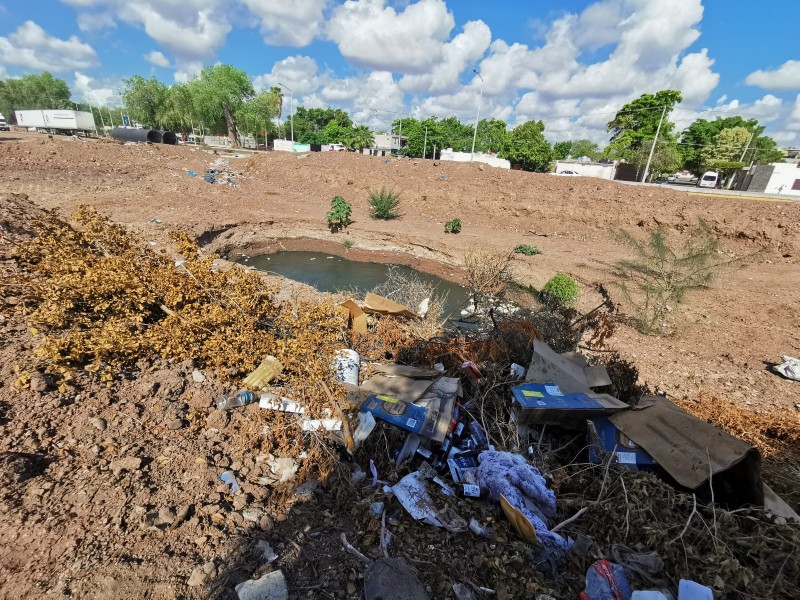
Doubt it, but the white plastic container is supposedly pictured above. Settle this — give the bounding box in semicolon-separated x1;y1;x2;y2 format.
333;349;360;385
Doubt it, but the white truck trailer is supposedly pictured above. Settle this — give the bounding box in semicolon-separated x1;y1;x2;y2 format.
14;110;96;135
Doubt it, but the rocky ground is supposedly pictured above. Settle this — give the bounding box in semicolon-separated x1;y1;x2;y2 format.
0;132;798;599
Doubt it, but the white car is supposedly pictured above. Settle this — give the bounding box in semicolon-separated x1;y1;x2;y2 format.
551;170;580;176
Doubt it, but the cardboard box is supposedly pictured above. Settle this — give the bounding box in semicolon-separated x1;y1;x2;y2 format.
361;394;429;436
511;382;628;426
525;341;611;394
588;417;655;471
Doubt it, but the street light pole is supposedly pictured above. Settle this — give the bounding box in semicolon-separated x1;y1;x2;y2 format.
278;82;294;143
641;105;666;183
423;126;428;159
470;68;484;162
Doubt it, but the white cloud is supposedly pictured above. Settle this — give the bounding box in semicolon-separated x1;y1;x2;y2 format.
0;20;97;72
63;0;230;62
745;60;800;91
319;71;405;128
399;20;491;94
72;71;120;106
76;11;116;31
327;0;455;72
241;0;325;46
173;62;203;83
253;55;319;96
144;50;170;68
787;94;800;131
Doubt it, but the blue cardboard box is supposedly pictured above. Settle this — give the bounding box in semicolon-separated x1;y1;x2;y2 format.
511;382;628;427
588;417;655;471
360;394;429;436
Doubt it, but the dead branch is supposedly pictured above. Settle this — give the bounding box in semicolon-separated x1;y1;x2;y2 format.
340;533;371;565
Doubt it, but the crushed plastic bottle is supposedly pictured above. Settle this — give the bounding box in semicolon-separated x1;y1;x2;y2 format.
216;390;256;410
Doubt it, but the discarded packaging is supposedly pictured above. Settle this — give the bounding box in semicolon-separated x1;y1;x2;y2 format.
677;579;713;600
773;355;800;381
389;470;462;529
354;411;377;448
362;292;418;319
511;382;627;427
333;349;360;386
216;390;257;410
242;356;283;389
588;417;656;471
337;300;367;334
581;560;632;600
361;394;430;436
525;341;611;393
510;363;526;379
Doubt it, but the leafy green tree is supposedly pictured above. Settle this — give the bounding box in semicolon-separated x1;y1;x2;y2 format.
501;120;553;171
437;116;473;152
122;75;169;128
606;90;683;159
348;125;374;151
188;65;254;146
474;118;508;154
157;83;195;132
236;89;282;142
679;115;783;172
321;120;351;144
570;139;602;160
553;141;572;160
0;73;72;122
700;126;750;167
291;107;353;143
632;141;682;180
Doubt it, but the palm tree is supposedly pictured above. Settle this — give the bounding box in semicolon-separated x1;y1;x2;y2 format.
348;125;374;151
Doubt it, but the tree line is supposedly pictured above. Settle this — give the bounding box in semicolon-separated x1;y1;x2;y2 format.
0;70;786;176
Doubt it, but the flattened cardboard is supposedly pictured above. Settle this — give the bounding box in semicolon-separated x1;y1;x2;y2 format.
525;341;611;393
360;375;434;401
362;292;418;319
337;300;367;334
588;417;656;471
413;377;460;443
361;394;429;436
511;382;628;427
500;494;539;545
609;396;763;507
374;363;440;378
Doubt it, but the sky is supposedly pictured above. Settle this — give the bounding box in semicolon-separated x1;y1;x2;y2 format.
0;0;799;146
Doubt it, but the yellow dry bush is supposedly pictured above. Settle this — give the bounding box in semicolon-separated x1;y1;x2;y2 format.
17;207;348;393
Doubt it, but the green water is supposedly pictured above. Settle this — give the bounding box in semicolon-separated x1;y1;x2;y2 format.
239;251;469;316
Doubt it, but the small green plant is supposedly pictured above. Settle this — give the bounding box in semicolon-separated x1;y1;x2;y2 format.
341;238;354;249
444;218;462;234
514;244;541;256
368;187;401;220
326;196;352;232
540;273;579;307
611;221;742;334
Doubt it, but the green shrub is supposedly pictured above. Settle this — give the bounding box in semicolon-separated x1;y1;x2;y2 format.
341;238;354;249
444;218;462;234
514;244;541;256
368;187;400;219
540;273;579;307
326;196;352;232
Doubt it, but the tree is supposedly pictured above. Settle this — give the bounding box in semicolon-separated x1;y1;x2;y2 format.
158;83;195;132
570;139;602;161
122;75;168;128
291;107;353;143
632;141;682;180
606;90;683;159
553;141;572;160
501;120;553;171
700;126;750;167
236;89;282;143
348;125;374;151
474;118;508;154
0;73;71;122
188;65;254;146
680;115;783;173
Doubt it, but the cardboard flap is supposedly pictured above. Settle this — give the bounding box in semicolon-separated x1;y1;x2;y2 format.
609;396;762;500
525;341;610;393
413;377;460;443
360;375;434;401
500;494;539;545
337;300;367;334
374;363;440;378
362;293;418;319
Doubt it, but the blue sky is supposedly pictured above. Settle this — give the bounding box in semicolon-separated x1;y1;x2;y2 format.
1;0;799;145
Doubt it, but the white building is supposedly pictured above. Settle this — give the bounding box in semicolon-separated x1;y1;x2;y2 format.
363;133;407;157
742;163;800;196
554;159;617;180
439;148;511;169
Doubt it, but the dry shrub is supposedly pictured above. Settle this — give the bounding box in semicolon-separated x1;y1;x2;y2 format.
371;264;448;332
464;247;514;311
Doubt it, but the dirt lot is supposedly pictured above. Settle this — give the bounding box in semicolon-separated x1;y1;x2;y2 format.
0;131;798;599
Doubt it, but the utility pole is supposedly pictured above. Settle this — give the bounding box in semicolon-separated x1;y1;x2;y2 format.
423;126;428;159
278;82;293;143
641;105;667;183
470;68;484;161
726;132;755;189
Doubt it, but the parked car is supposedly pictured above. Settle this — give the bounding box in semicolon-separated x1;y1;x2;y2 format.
697;171;720;188
551;170;580;176
654;177;669;184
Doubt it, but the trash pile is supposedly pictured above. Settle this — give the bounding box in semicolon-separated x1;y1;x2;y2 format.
186;157;241;185
215;289;800;598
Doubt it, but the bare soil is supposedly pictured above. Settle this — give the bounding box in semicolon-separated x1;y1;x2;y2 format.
0;131;798;599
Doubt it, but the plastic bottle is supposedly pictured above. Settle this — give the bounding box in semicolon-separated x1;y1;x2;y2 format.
216;390;256;410
455;483;489;499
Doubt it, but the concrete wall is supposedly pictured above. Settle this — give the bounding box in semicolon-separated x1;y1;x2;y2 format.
762;162;800;196
555;160;616;180
273;139;294;152
440;148;511;169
